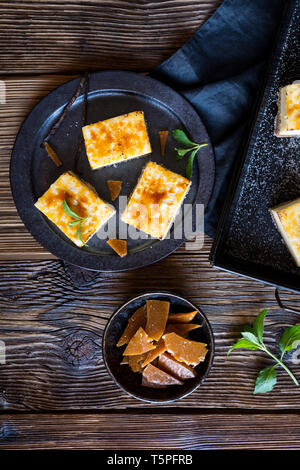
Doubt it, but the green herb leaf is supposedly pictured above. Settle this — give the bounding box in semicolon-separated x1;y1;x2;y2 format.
228;308;300;394
174;147;192;160
279;325;300;353
172;129;196;148
185;148;199;179
77;223;88;247
63;198;89;246
241;331;261;346
243;325;256;335
254;367;277;394
253;309;268;343
63;199;81;220
227;338;261;356
68;220;82;227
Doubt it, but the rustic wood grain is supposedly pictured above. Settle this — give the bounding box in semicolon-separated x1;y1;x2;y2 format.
1;413;300;449
0;256;299;411
1;0;299;451
0;1;222;75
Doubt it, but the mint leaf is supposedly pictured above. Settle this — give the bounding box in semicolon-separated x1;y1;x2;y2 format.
63;199;81;220
77;223;88;247
241;331;261;346
253;309;268;343
68;220;81;227
228;308;300;394
254;367;277;394
172;129;196;148
174;147;192;160
243;325;256;335
279;325;300;353
227;338;260;356
185;148;198;179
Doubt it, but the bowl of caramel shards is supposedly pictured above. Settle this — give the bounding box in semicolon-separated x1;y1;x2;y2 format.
103;292;214;403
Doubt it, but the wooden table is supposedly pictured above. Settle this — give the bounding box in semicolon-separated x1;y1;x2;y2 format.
1;0;300;450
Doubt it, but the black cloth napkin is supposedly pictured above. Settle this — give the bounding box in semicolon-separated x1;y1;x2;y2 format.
150;0;284;238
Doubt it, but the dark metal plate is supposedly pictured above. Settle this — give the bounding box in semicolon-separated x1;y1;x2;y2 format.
10;71;214;271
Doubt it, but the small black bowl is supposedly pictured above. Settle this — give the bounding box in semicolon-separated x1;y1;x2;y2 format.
102;292;214;403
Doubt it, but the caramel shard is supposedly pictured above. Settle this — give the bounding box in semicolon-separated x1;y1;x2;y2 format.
107;180;122;201
165;323;201;338
44;141;62;167
128;353;148;373
141;338;166;367
168;311;198;323
117;305;147;347
163;332;207;367
123;327;155;356
142;376;166;388
107;239;127;257
145;299;170;341
158;352;197;380
143;363;183;386
120;356;129;365
159;130;168;157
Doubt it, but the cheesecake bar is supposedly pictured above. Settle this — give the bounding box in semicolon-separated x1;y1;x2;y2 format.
275;82;300;137
82;111;152;170
35;171;115;247
121;161;191;239
270;198;300;266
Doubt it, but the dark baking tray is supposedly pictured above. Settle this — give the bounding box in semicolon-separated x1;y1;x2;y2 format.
210;0;300;293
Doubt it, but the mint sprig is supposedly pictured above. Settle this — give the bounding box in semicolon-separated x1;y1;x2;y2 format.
172;129;208;179
63;198;89;246
228;309;300;394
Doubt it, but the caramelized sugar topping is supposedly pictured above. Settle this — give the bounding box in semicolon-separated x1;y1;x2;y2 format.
145;299;170;341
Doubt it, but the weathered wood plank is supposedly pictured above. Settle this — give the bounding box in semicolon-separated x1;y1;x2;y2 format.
1;413;300;449
0;257;299;411
0;1;221;74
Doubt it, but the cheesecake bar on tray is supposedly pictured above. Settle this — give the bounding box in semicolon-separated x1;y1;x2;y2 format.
270;198;300;267
121;161;191;240
82;111;152;170
275;82;300;137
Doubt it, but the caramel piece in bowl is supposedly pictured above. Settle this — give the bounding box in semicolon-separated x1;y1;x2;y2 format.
146;299;170;341
141;338;166;367
158;352;197;380
117;305;146;347
163;332;207;367
165;323;201;338
141;376;166;389
142;363;183;386
168;311;198;323
123;327;155;356
128;353;148;373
